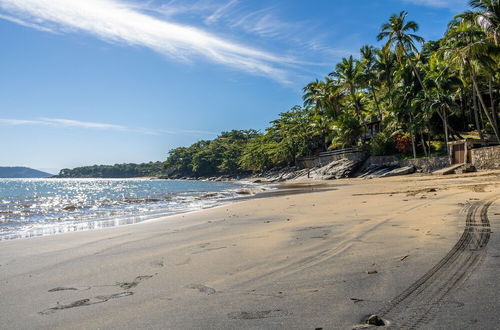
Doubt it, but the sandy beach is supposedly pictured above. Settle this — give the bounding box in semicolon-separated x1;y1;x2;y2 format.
1;172;499;329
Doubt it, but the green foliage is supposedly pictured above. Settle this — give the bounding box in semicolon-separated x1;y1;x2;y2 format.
56;162;164;178
164;130;258;177
369;132;396;156
329;114;362;149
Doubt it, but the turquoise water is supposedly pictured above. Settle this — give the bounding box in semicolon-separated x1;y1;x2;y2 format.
0;178;251;240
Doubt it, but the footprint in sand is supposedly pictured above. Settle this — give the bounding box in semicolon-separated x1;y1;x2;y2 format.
42;275;154;314
186;284;216;295
39;292;133;315
48;286;90;292
117;275;153;290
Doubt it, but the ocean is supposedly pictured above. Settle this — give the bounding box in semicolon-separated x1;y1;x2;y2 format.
0;178;255;240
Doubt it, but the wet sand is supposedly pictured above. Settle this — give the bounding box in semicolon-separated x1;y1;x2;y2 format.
1;171;499;329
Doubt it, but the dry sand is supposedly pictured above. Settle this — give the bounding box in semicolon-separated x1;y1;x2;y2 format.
1;171;499;329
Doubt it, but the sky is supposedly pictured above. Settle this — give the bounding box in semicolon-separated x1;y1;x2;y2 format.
0;0;468;174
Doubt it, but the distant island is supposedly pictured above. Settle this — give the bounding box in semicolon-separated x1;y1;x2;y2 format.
54;162;165;178
0;167;53;178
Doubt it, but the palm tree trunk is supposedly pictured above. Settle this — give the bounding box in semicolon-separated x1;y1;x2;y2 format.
471;72;500;142
370;84;382;121
489;76;498;135
473;84;484;140
420;130;428;157
409;115;417;159
434;106;460;140
443;107;449;153
410;131;417;159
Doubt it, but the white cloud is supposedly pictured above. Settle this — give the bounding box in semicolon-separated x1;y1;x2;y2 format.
0;117;215;136
0;0;294;82
40;118;127;130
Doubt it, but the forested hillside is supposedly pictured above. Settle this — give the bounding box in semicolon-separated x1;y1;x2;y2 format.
55;162;164;178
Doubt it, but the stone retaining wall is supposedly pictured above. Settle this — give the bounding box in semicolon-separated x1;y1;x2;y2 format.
471;145;500;170
368;155;450;173
401;156;450;173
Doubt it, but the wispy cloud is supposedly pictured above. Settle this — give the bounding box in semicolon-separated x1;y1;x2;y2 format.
0;117;215;136
204;0;238;25
401;0;468;10
0;0;295;82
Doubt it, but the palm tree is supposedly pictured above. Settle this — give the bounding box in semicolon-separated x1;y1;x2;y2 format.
330;56;364;126
360;45;383;120
303;78;344;150
303;78;343;119
377;11;427;92
441;17;500;141
374;45;397;109
459;0;500;133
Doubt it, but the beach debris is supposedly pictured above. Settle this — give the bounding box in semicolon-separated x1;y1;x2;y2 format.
366;314;385;326
350;297;365;303
367;270;378;274
186;283;216;295
227;309;288;319
400;255;409;261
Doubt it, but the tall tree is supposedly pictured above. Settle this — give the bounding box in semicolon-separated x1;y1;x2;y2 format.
377;11;427;92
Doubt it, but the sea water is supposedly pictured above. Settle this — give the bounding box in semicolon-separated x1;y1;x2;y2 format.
0;178;253;240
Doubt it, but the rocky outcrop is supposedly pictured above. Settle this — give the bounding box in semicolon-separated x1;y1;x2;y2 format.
254;157;367;182
380;165;415;177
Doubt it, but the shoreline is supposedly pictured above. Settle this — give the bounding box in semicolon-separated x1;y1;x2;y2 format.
1;172;499;329
1;178;341;242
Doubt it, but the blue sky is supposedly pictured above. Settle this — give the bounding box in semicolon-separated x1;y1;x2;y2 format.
0;0;468;173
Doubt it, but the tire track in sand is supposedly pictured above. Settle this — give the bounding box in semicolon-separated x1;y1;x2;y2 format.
370;197;496;329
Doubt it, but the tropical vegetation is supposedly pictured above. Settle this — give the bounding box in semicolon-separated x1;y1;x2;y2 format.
162;0;499;177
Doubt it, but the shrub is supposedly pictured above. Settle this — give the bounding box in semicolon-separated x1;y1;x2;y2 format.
369;132;396;156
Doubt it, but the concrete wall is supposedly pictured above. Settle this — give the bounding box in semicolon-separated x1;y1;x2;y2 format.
471;145;500;170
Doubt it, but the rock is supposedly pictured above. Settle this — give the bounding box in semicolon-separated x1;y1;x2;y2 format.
366;314;385;326
379;165;415;178
367;270;378;274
